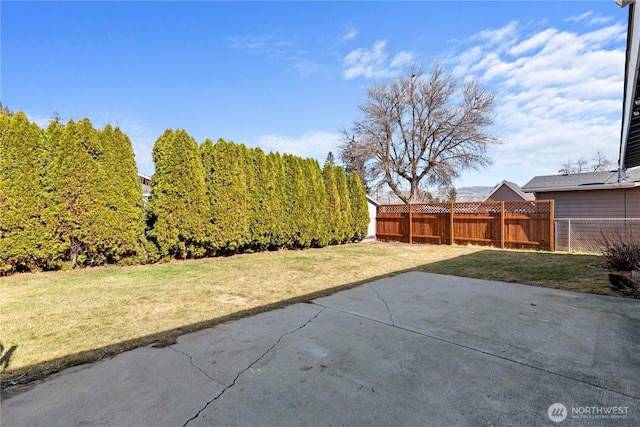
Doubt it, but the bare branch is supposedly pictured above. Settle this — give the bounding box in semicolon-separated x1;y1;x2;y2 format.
340;62;499;203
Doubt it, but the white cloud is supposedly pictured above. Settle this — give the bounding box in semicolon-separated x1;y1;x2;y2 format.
227;33;318;77
253;131;341;162
226;34;295;55
566;11;613;27
473;21;519;49
445;17;626;187
508;28;557;56
566;11;592;23
587;16;613;27
342;40;415;79
390;51;415;68
289;57;319;77
342;27;358;42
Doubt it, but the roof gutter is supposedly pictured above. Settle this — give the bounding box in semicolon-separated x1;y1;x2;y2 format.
618;0;640;174
523;181;640;193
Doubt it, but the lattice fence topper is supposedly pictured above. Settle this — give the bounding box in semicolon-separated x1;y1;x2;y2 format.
453;202;501;214
505;200;552;214
377;200;553;216
377;204;410;214
411;203;451;214
377;203;453;214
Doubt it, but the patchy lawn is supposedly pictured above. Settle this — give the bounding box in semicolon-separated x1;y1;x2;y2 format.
1;242;608;388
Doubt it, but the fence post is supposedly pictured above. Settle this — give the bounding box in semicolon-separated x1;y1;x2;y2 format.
549;200;554;252
408;204;413;244
567;217;571;252
450;202;455;245
500;201;505;249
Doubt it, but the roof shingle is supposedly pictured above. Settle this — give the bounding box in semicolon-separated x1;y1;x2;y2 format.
522;168;640;192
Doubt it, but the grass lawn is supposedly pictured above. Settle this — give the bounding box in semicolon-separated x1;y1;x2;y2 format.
0;242;610;386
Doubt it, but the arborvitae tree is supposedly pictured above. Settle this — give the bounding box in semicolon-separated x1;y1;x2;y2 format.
0;102;14;118
0;112;57;273
304;158;330;247
146;129;210;260
294;156;316;248
40;120;67;266
248;147;275;251
266;152;286;249
323;162;342;245
238;144;260;251
207;139;250;253
282;154;305;247
98;126;146;263
347;171;370;241
199;138;217;256
45;118;127;267
334;165;352;243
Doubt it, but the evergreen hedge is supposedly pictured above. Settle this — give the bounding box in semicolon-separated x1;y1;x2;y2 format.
0;113;370;274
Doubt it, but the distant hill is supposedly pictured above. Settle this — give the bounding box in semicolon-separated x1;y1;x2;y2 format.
369;186;494;204
455;186;494;201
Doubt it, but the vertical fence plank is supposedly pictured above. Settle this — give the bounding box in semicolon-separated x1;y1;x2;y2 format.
408;204;413;244
449;202;455;245
500;201;505;249
549;200;555;252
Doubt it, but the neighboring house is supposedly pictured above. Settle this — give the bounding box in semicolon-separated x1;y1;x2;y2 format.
366;195;379;239
522;169;640;252
138;173;152;202
522;169;640;218
484;180;534;202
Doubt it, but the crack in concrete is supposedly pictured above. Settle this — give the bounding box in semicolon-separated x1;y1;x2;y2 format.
182;306;325;427
168;346;227;389
369;284;395;326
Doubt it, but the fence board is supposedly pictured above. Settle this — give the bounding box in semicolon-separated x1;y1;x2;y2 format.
377;200;554;251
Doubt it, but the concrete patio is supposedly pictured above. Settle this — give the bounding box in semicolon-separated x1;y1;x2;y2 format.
2;272;639;426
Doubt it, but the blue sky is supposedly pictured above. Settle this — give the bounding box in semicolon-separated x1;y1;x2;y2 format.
1;1;629;189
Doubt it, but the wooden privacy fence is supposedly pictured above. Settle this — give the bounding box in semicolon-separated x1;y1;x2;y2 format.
376;200;554;252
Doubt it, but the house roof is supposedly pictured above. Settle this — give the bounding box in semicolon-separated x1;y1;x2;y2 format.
522;168;640;193
619;0;640;170
484;180;534;201
366;195;380;206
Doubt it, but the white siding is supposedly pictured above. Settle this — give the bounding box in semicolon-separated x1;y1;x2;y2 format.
367;199;377;238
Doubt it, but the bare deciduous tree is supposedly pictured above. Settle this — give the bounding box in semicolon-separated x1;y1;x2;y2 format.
575;158;588;173
558;152;615;174
558;160;574;175
592;151;615;172
339;63;499;204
